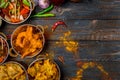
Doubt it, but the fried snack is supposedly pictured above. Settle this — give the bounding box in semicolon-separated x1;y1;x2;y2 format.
0;63;26;80
27;59;59;80
0;66;9;80
14;26;43;58
6;63;24;79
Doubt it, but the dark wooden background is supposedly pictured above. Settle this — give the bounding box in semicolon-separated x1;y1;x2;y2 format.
0;0;120;80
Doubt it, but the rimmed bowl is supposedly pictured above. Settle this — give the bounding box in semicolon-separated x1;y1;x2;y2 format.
11;24;45;58
0;35;9;64
0;61;28;80
0;0;34;24
27;58;61;80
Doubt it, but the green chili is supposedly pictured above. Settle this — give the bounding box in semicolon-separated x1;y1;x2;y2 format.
37;4;54;15
32;13;55;17
1;0;5;3
23;0;30;6
3;2;9;8
0;0;9;8
0;2;6;8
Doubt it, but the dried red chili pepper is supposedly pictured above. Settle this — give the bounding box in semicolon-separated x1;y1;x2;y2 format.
52;21;67;32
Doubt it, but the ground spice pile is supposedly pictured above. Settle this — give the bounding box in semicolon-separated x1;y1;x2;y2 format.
56;31;79;54
70;62;112;80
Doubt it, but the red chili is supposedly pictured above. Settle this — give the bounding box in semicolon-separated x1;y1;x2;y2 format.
52;21;67;32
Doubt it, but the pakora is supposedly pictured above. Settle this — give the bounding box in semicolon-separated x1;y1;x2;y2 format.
12;26;44;58
0;62;27;80
27;59;60;80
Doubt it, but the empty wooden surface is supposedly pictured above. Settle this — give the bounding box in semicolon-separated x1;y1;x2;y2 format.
0;0;120;80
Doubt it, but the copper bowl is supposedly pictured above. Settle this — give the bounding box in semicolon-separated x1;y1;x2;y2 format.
11;24;45;58
0;0;34;24
1;61;28;80
0;35;9;64
28;58;61;80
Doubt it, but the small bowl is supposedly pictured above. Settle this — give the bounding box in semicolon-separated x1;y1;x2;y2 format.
0;0;34;24
11;24;45;58
0;35;9;64
27;58;61;80
0;61;28;80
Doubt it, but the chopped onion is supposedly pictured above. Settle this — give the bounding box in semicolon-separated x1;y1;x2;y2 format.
11;0;14;2
5;15;11;22
20;15;24;21
38;0;50;9
11;15;15;18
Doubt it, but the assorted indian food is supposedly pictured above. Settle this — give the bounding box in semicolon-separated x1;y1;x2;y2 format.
12;25;44;58
27;59;60;80
0;0;31;23
0;62;27;80
0;37;8;63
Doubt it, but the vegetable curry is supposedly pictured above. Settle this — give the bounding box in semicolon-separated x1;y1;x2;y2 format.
0;0;31;23
0;37;8;63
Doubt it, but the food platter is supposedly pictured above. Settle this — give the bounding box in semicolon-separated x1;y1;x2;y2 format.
0;24;61;80
0;0;120;80
0;0;61;80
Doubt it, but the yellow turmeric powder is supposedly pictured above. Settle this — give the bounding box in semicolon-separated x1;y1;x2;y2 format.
71;62;111;80
56;31;79;54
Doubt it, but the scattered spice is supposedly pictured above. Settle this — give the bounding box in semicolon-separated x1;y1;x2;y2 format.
72;62;112;80
76;61;84;68
56;31;79;54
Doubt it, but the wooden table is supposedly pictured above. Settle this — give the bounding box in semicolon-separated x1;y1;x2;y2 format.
0;0;120;80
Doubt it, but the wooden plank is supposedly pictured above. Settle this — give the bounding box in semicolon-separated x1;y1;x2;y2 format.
0;1;120;80
6;40;120;80
32;0;120;20
42;41;120;79
1;20;120;41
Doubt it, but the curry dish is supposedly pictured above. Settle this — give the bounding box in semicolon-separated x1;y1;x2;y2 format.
0;37;8;63
12;25;44;58
0;0;31;23
0;62;26;80
27;59;59;80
